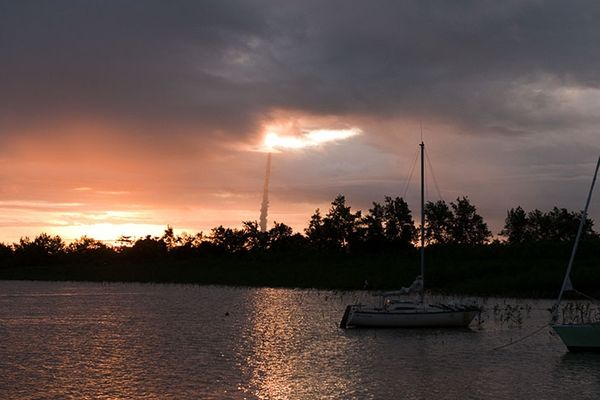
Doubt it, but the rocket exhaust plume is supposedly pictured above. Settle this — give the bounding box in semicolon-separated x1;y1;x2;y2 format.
257;125;361;232
259;152;272;232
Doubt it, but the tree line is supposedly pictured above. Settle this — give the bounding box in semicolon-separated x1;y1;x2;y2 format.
0;194;596;267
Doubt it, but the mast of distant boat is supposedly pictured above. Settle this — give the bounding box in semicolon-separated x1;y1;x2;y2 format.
420;141;425;304
554;155;600;316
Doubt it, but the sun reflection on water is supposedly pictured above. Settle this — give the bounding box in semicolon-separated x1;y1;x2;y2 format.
238;288;357;399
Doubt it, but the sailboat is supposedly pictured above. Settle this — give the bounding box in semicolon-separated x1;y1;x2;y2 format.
340;142;480;329
552;155;600;351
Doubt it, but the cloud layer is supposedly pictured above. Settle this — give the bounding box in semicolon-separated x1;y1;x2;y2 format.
1;1;600;241
3;1;600;134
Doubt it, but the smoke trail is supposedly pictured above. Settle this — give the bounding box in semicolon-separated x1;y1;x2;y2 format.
259;152;272;232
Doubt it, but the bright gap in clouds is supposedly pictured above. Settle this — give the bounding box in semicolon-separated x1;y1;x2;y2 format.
263;127;361;151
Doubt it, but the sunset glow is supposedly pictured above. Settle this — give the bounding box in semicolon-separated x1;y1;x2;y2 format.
52;223;171;243
1;1;600;245
263;128;361;151
4;3;600;399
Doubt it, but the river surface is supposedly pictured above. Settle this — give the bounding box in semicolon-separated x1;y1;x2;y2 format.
0;281;599;399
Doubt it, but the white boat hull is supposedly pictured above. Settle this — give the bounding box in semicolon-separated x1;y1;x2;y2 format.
342;305;479;328
553;323;600;352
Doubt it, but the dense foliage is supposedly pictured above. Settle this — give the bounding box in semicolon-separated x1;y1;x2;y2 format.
500;206;597;243
0;194;599;297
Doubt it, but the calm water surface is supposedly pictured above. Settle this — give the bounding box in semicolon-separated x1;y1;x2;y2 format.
0;281;599;399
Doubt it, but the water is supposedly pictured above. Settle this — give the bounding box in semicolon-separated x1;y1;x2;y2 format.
0;281;599;399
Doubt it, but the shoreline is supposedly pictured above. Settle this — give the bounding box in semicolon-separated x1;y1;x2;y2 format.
1;241;599;299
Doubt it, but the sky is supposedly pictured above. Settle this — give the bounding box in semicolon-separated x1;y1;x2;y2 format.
1;0;600;243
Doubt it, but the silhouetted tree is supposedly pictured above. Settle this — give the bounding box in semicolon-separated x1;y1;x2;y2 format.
423;200;453;244
326;195;362;249
127;235;168;260
450;197;491;244
305;208;326;249
307;195;362;250
361;196;416;250
526;209;552;242
267;221;291;246
13;233;65;265
67;236;109;254
545;207;595;242
361;201;386;249
242;221;268;251
0;242;12;265
500;206;528;244
209;226;247;254
161;226;180;250
66;236;114;263
116;235;134;249
267;222;305;251
502;206;597;243
178;232;204;248
383;196;416;246
168;231;204;258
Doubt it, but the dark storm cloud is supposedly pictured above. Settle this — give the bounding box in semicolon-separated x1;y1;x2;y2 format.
2;0;600;138
0;0;268;135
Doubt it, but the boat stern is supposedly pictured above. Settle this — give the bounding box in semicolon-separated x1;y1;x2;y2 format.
551;156;600;351
553;323;600;352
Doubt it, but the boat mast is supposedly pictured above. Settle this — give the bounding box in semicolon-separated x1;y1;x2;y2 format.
420;141;425;303
555;155;600;311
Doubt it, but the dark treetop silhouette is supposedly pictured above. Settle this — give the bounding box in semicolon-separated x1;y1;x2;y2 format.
0;195;598;297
